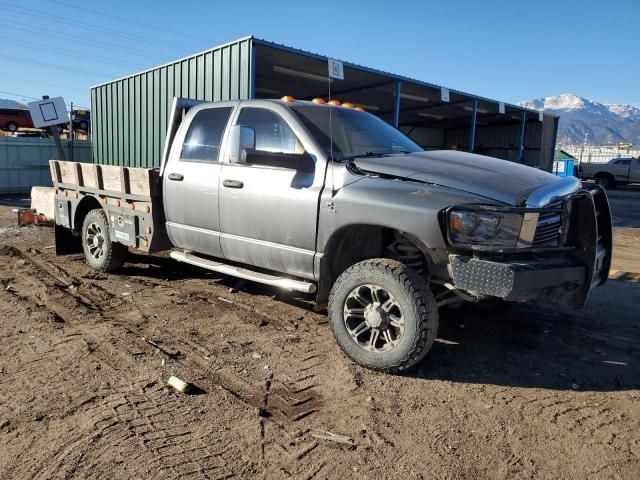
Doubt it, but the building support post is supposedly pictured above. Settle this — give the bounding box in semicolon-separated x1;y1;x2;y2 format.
548;117;559;172
469;99;477;152
393;81;401;128
249;41;256;99
518;110;526;163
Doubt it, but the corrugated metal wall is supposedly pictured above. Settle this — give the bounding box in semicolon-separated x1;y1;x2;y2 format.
90;37;252;168
445;122;545;167
0;138;92;193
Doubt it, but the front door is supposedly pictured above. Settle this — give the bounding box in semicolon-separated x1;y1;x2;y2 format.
163;106;233;257
218;107;321;280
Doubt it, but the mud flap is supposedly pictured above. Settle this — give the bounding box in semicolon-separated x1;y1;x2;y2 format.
55;224;82;256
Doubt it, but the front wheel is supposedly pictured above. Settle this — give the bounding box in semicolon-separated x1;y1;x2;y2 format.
328;259;439;373
81;209;127;272
6;122;18;132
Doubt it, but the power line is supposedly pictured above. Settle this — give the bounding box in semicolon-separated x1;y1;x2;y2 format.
0;90;89;110
0;90;40;101
0;35;145;69
44;0;209;42
0;74;88;93
0;53;112;78
0;2;192;51
0;18;169;60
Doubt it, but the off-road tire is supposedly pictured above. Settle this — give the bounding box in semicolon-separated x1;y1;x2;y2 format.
328;258;439;373
81;209;127;272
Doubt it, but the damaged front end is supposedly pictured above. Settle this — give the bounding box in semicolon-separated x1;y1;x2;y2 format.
444;181;612;309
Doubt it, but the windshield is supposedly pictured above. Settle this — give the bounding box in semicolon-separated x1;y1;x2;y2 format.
290;105;422;161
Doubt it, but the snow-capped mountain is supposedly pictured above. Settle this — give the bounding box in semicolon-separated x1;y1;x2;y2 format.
0;98;27;109
518;94;640;145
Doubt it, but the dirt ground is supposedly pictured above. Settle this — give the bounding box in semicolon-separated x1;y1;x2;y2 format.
0;194;639;480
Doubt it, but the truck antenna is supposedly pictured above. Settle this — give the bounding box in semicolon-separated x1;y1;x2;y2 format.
328;75;336;197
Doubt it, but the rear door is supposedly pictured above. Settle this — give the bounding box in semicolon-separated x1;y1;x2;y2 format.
611;159;631;182
163;105;233;257
217;106;321;280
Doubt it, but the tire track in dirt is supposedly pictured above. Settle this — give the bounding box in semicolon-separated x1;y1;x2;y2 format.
1;247;261;479
99;268;359;477
173;321;339;479
1;246;365;479
485;388;637;478
26;379;258;479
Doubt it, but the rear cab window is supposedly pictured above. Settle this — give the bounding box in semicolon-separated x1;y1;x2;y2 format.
181;107;232;162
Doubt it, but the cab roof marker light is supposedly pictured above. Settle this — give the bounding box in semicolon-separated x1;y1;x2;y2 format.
312;98;326;104
354;106;365;112
328;99;342;106
281;95;296;102
342;102;355;108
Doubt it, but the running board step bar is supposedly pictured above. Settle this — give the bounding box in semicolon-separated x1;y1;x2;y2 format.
170;250;316;294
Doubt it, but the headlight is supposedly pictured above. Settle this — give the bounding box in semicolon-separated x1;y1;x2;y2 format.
447;209;523;248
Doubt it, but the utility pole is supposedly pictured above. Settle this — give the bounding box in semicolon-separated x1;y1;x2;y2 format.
69;101;74;162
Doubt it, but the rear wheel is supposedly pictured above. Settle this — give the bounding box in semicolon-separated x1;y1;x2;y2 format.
328;258;438;373
81;209;127;272
595;174;615;189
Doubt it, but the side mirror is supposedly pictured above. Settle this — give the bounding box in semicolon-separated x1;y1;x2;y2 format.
228;125;255;164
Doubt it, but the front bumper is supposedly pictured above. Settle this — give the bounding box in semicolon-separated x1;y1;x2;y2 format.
449;255;587;307
447;185;612;308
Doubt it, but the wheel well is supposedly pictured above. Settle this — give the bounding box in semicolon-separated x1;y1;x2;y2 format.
73;196;103;233
315;225;427;310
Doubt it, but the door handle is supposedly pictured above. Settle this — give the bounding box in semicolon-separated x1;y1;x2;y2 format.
168;173;184;181
223;179;244;189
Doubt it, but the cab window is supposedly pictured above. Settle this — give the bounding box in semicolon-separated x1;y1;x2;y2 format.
181;107;232;162
236;108;301;154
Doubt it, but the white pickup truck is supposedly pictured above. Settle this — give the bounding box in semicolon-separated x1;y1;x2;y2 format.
578;157;640;188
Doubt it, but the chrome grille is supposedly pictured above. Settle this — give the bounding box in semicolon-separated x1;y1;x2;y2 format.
532;200;563;246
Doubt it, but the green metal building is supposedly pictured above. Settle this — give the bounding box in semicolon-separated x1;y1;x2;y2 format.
91;36;558;170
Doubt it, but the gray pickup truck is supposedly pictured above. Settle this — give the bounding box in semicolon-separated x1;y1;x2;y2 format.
578;157;640;189
51;97;612;373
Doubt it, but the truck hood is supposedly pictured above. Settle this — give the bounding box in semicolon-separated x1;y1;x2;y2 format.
353;150;563;206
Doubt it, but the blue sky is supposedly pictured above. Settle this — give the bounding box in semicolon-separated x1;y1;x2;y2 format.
0;0;638;110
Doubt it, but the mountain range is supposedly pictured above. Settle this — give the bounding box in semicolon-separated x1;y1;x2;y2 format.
518;94;640;145
0;99;27;109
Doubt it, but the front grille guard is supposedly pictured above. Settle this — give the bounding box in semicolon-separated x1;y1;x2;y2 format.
564;185;612;288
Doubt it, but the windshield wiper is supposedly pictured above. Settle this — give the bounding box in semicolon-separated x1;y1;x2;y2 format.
339;150;412;162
